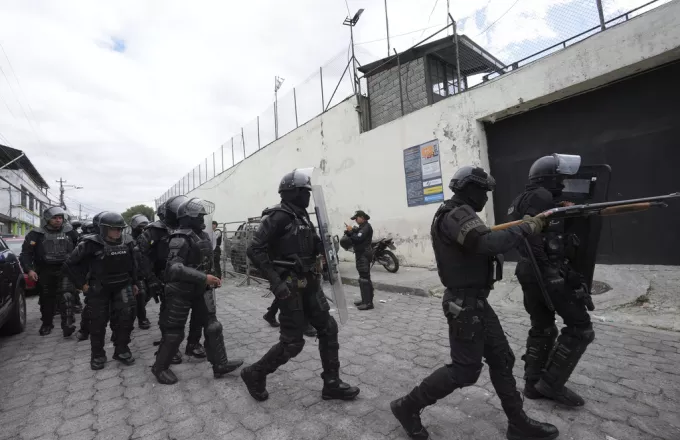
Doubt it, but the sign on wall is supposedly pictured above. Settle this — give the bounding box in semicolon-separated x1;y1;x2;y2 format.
403;139;444;207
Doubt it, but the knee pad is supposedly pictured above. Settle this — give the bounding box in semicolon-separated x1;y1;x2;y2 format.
283;340;305;360
205;319;223;336
60;291;73;305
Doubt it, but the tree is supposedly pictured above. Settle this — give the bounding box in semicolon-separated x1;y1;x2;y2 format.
121;204;156;226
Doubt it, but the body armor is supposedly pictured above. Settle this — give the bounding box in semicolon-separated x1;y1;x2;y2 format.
431;202;494;290
147;222;171;276
84;236;133;287
263;204;316;268
171;229;213;273
38;225;75;265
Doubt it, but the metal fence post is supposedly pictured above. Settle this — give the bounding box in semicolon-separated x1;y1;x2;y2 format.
231;138;235;166
205;158;208;180
241;127;246;158
221;144;224;172
212;152;216;177
257;116;261;150
320;66;325;112
453;19;462;93
595;0;606;31
293;87;299;127
193;168;196;189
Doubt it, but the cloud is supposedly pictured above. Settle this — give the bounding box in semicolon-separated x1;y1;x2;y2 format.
0;0;662;216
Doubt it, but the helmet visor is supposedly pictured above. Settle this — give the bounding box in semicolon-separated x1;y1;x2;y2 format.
554;154;581;175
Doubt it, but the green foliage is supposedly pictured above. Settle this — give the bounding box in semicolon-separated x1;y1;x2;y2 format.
121;204;155;226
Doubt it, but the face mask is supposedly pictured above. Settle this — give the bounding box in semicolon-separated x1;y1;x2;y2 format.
466;185;489;212
283;188;311;209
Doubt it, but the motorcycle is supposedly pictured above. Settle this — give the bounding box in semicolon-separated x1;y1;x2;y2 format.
339;235;400;273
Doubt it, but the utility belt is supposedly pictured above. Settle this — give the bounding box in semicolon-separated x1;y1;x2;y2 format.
446;287;491;301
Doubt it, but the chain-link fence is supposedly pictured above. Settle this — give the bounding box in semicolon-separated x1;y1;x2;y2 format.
156;0;669;206
219;219;265;287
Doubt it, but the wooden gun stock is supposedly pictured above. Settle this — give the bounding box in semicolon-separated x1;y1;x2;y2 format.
599;202;667;216
490;220;525;231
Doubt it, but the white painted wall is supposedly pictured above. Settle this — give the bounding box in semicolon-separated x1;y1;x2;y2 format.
0;170;51;228
183;1;680;267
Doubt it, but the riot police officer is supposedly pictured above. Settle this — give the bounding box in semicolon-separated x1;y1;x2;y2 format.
241;170;360;402
345;210;374;310
152;197;242;385
20;206;79;336
390;166;559;440
75;212;105;341
130;214;152;330
62;212;138;370
508;153;594;407
138;197;206;363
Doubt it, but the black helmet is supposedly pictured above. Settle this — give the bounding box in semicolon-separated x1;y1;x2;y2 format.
449;166;496;193
92;211;109;234
278;168;312;193
81;221;94;234
177;198;215;231
70;220;83;230
156;201;167;221
528;153;581;195
98;212;127;244
164;195;189;228
529;154;581;181
130;214;150;230
42;206;67;224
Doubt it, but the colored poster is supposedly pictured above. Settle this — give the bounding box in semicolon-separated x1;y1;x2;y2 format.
403;139;444;207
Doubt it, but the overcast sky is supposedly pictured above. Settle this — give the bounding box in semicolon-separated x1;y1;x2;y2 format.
0;0;666;218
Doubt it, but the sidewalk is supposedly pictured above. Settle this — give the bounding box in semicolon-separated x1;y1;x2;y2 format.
340;260;680;332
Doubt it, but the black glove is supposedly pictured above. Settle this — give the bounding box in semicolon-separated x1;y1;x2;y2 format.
147;280;163;303
574;283;595;311
272;281;291;300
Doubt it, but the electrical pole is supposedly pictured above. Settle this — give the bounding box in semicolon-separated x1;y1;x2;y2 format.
56;178;83;211
79;204;82;220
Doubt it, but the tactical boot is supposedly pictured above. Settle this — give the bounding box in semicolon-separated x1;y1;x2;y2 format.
113;349;135;366
62;325;76;338
523;380;544;400
263;313;280;327
354;297;363;306
240;366;269;401
152;367;178;385
76;330;89;341
138;319;151;330
90;354;107;370
172;351;183;364
304;324;317;338
390;396;429;440
213;359;244;378
39;324;54;336
357;303;374;310
534;379;585;407
185;343;207;358
507;410;559;440
321;372;360;400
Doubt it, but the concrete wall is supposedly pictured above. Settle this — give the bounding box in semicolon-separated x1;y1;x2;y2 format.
367;58;428;128
184;0;680;267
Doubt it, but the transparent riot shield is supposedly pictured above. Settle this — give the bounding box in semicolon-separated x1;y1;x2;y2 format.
295;167;349;325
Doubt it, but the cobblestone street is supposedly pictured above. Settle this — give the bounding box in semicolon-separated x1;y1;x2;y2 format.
1;278;679;440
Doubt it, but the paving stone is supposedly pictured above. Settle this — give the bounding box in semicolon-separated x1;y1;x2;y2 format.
629;415;680;440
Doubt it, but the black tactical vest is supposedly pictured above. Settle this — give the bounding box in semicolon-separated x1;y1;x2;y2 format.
431;202;494;290
88;237;133;286
509;189;577;270
145;222;170;276
172;229;213;273
42;230;75;265
264;205;316;266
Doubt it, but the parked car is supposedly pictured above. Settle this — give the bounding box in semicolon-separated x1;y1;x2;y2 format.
0;236;27;336
3;236;37;294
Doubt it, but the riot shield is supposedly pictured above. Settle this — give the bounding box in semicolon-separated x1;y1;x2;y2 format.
295;167;349;325
560;164;611;290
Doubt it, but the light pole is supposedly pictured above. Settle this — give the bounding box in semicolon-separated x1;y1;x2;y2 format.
343;8;364;97
274;76;285;139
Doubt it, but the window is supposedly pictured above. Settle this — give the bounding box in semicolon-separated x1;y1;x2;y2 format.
429;56;462;103
20;186;27;207
29;194;34;212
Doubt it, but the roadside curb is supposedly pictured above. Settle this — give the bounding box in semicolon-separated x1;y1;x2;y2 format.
341;276;430;297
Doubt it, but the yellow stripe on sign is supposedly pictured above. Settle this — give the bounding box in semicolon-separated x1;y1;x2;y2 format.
423;185;443;195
